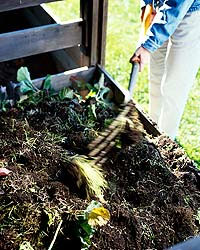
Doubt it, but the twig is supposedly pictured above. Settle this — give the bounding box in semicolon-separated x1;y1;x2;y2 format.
48;220;63;250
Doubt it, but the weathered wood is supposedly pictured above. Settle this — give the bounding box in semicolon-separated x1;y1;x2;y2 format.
23;1;108;68
98;0;108;66
136;105;161;137
90;0;99;65
22;6;80;70
0;0;62;13
23;6;84;70
80;0;90;66
80;0;99;65
80;0;108;66
33;66;95;90
0;20;83;63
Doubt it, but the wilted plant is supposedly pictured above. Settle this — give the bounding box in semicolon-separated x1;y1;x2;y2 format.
76;200;110;250
16;67;56;107
72;156;108;201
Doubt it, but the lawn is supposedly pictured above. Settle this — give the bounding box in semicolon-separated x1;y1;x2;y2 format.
46;0;200;167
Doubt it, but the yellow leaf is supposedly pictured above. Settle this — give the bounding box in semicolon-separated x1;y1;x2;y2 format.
86;90;96;99
88;207;110;228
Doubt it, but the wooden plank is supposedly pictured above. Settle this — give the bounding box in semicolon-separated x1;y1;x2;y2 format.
23;6;83;70
80;0;100;66
98;0;108;66
90;0;99;65
0;0;62;13
33;66;95;90
136;104;161;137
80;0;108;66
22;6;80;70
0;20;83;63
80;0;90;66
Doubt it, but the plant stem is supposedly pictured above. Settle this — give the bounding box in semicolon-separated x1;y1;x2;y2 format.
48;220;63;250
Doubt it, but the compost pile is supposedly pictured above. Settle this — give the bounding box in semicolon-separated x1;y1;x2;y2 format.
0;67;200;250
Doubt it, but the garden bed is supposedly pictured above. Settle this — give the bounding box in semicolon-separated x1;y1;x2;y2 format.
0;65;200;250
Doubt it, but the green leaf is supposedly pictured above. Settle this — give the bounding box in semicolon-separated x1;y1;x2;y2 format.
91;104;97;118
100;87;110;100
0;100;9;112
17;67;38;94
94;83;99;90
99;87;110;101
59;87;74;100
43;75;52;90
80;235;91;250
20;80;36;94
17;67;32;83
86;83;94;91
80;221;94;235
0;86;6;101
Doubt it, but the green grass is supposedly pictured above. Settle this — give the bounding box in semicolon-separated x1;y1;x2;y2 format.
46;0;200;167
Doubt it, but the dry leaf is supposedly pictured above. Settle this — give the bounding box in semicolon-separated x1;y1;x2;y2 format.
88;207;110;227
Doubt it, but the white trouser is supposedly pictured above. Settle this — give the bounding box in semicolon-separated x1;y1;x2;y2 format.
149;10;200;139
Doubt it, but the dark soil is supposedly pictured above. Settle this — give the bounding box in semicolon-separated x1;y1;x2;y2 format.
0;86;200;249
91;133;200;250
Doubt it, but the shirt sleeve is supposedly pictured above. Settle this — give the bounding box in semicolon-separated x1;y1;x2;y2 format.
140;0;152;9
141;0;195;52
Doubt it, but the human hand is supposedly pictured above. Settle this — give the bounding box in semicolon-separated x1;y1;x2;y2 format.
130;46;150;72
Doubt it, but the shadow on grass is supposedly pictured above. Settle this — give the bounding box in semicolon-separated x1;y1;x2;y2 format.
194;160;200;170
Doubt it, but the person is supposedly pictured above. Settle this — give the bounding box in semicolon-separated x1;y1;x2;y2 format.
130;0;200;139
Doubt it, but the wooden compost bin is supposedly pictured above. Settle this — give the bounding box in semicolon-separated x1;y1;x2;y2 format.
0;0;160;137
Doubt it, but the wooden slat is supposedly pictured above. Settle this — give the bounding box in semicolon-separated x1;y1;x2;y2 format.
80;0;108;66
24;5;86;69
0;0;62;13
0;20;83;63
33;66;95;90
136;104;161;137
98;0;108;66
23;6;81;70
80;0;100;65
80;0;90;66
90;0;99;65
